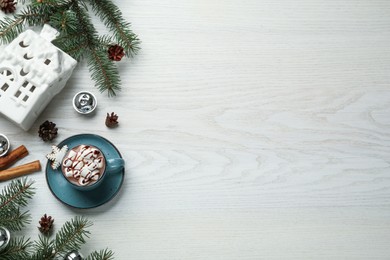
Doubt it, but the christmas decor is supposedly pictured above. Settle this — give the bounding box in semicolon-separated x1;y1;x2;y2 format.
0;145;41;182
0;133;10;157
0;226;10;251
0;178;115;259
0;25;77;130
46;145;68;170
0;159;41;181
0;0;140;96
105;112;119;128
39;120;59;141
0;0;16;14
38;213;54;235
0;145;28;170
0;178;34;232
64;250;83;260
108;45;125;61
73;91;97;115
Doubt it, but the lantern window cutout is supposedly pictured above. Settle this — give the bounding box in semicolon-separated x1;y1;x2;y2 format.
0;24;77;130
0;68;14;99
20;69;29;76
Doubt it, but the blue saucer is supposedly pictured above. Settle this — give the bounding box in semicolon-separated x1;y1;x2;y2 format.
46;134;125;209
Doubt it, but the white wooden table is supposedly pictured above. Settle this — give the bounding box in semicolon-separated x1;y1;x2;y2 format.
1;0;390;259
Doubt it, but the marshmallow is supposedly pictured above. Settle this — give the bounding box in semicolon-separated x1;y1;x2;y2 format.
73;170;81;179
72;160;84;170
62;145;104;186
87;161;98;171
64;167;73;177
67;150;77;160
94;157;104;169
63;158;73;167
78;177;88;186
80;168;90;178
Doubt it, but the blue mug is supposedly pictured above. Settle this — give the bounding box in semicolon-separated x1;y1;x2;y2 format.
62;145;124;191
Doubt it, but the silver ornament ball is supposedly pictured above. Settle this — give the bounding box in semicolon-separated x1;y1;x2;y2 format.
73;91;97;115
0;226;10;251
0;134;10;157
64;250;84;260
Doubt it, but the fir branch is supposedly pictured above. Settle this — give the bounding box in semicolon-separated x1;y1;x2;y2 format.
98;35;115;47
52;1;97;61
0;178;35;209
49;10;78;34
30;0;71;8
30;235;55;260
0;5;52;44
0;237;32;260
53;35;88;61
86;249;115;260
69;0;120;96
70;0;99;48
19;4;57;27
0;16;25;44
87;47;121;97
30;0;76;30
52;216;92;258
88;0;140;56
0;178;35;231
0;210;30;232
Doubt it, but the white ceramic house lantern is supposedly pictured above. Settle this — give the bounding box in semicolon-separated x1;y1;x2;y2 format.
0;25;77;130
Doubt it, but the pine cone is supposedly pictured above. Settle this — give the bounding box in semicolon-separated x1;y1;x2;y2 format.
105;112;119;128
108;45;125;61
38;120;58;141
38;214;54;235
0;0;16;13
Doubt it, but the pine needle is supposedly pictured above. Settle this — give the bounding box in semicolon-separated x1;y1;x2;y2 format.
86;249;115;260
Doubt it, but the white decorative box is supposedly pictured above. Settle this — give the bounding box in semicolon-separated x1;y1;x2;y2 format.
0;25;77;130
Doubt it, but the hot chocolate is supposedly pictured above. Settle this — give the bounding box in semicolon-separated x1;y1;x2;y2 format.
61;145;105;186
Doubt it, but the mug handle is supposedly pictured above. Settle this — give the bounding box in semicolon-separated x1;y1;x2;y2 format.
105;158;125;174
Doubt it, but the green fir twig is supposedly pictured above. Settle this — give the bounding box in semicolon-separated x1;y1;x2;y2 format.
86;249;115;260
88;0;140;57
0;236;32;259
0;178;35;231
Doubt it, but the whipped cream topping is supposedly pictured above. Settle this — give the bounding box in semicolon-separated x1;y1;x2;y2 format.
62;145;105;186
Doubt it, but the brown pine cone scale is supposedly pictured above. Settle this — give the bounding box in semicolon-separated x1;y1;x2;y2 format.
0;0;16;13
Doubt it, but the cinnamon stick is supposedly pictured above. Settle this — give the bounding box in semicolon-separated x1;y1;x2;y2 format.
0;160;41;182
0;145;29;170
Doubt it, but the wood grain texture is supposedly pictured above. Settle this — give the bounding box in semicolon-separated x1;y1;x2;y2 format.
1;0;390;259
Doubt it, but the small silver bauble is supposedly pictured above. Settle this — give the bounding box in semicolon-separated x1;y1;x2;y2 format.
0;134;10;157
64;250;84;260
72;91;97;115
0;226;10;251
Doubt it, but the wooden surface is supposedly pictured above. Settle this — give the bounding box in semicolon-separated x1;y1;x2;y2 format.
1;0;390;259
